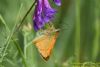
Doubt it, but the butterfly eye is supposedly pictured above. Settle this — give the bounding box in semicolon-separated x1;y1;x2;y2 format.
36;31;44;36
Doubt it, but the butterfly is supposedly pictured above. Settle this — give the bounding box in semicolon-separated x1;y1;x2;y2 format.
33;28;59;61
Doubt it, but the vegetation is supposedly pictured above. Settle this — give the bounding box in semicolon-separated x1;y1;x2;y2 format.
0;0;100;67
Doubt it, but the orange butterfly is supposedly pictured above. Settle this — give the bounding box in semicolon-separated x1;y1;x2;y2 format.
33;29;59;61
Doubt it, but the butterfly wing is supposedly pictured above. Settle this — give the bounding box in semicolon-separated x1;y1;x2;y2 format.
33;32;58;60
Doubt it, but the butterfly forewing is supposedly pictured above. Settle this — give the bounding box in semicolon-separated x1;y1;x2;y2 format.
33;29;59;61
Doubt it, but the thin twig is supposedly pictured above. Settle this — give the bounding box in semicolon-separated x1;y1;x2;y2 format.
14;0;36;33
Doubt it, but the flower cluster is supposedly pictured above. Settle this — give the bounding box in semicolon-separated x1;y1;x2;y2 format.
33;0;61;31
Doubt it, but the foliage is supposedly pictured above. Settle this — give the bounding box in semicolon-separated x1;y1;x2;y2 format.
0;0;100;67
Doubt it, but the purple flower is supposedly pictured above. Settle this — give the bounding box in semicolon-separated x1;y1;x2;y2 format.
33;0;44;31
33;0;61;31
53;0;61;6
43;0;56;23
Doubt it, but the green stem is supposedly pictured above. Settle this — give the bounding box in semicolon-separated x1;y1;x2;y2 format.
74;0;80;62
24;33;28;59
92;0;100;61
13;38;27;67
16;0;36;31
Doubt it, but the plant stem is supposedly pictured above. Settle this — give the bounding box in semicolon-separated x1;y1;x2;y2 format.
16;0;36;32
13;38;27;67
92;0;100;61
74;0;80;62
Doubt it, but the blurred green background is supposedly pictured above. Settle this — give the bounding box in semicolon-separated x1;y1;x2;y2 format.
0;0;100;67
